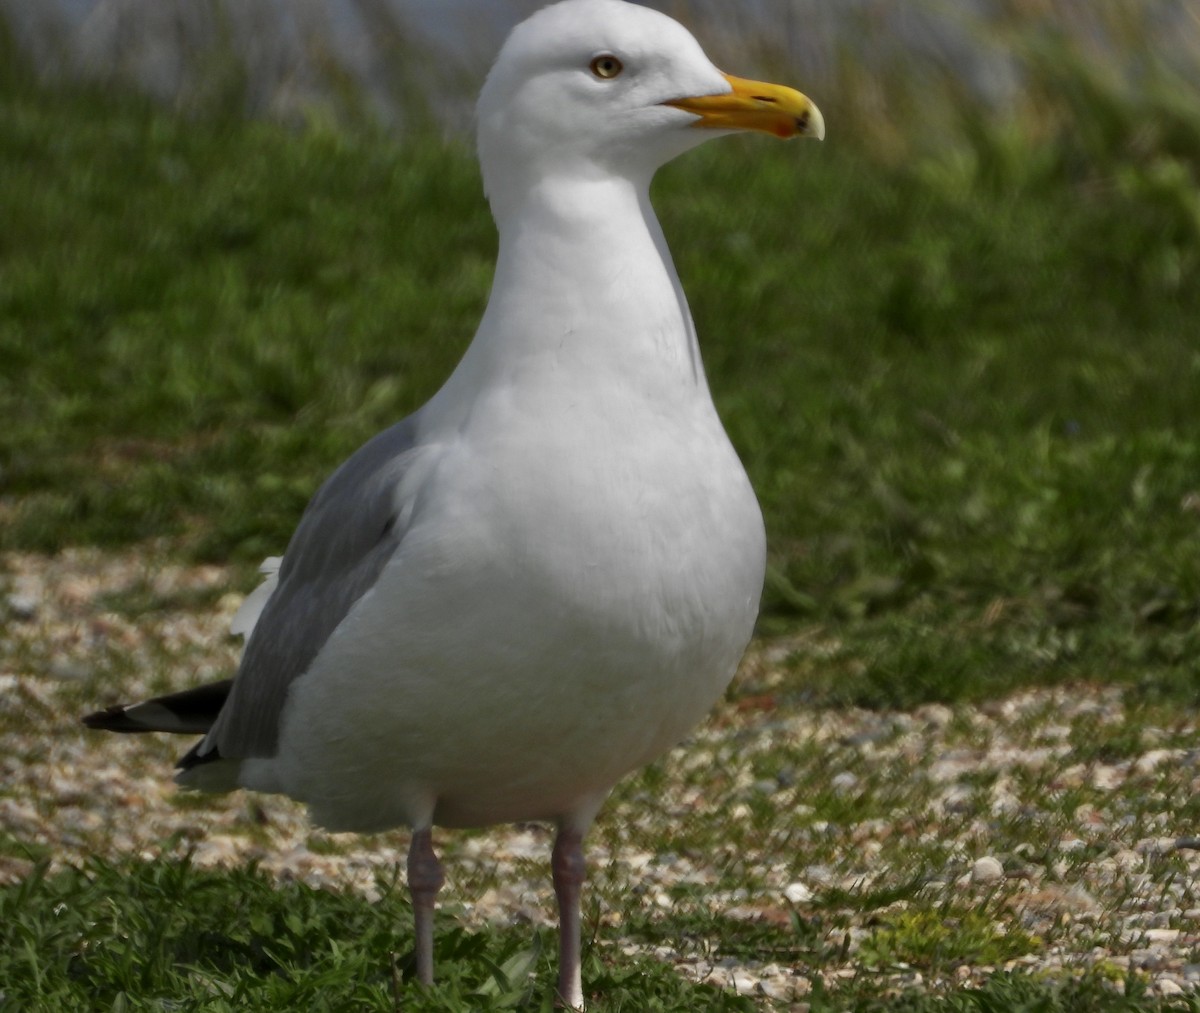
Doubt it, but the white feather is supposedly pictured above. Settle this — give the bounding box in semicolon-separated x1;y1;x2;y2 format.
229;556;282;639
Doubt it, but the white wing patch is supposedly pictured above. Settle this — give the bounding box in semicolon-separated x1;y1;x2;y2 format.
230;556;283;639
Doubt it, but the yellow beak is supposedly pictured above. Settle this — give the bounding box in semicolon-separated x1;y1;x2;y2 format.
664;73;825;141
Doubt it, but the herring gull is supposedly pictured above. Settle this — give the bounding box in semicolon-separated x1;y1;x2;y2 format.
84;0;823;1006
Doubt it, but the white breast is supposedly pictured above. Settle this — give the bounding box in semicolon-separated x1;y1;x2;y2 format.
254;374;764;832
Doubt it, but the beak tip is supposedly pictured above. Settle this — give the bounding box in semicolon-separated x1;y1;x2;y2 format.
805;104;826;142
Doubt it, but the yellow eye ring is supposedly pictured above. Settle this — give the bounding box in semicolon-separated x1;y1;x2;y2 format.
589;54;623;80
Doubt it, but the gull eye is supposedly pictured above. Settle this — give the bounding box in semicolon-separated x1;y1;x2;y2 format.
589;54;623;80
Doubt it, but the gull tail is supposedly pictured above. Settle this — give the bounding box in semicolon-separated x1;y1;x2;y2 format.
82;679;232;735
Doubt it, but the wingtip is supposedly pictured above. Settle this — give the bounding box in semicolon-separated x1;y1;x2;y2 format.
81;679;234;736
81;704;141;733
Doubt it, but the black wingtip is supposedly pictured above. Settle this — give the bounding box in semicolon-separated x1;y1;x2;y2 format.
175;738;224;772
81;705;144;733
80;679;234;736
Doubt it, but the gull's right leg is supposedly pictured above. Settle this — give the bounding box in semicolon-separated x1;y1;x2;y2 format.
552;825;587;1010
407;826;445;986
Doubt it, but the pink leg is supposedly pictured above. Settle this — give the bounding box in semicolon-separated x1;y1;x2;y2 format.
407;827;445;986
552;827;587;1010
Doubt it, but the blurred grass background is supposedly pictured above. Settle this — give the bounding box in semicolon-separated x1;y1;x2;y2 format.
1;1;1198;711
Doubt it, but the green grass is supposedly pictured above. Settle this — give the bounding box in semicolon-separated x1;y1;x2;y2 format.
2;39;1200;1013
3;853;1196;1011
0;857;752;1011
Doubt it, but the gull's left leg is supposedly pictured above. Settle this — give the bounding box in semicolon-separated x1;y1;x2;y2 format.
407;826;445;986
552;825;587;1010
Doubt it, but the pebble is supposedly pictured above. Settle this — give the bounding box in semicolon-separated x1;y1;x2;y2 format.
971;856;1005;884
941;785;975;813
757;976;793;1000
1131;949;1166;970
989;784;1020;815
1090;764;1126;790
6;592;38;620
830;771;858;793
784;881;813;904
732;972;757;995
1134;749;1186;775
918;703;953;728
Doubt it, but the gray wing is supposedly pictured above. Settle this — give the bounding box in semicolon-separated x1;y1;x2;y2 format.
188;411;426;765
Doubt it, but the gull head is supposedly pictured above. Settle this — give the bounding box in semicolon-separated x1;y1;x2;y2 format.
477;0;823;212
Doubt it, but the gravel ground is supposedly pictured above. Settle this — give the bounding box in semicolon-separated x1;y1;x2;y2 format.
3;547;1199;1006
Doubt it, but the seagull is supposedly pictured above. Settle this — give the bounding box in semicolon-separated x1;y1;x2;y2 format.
83;0;823;1006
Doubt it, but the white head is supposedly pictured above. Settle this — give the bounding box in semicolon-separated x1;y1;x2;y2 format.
477;0;822;214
